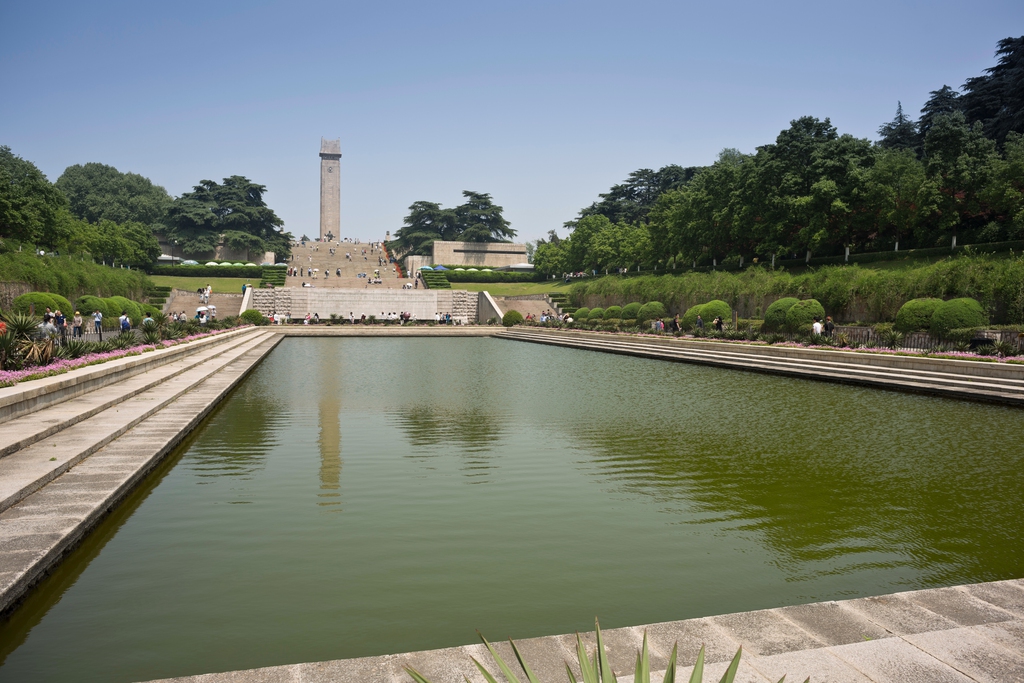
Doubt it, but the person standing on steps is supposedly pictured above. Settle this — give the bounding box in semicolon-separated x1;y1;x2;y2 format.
93;309;103;339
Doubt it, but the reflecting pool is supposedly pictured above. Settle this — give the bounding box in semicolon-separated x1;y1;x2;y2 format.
1;337;1022;682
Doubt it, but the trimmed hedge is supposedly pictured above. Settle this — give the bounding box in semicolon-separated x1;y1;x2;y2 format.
107;296;142;322
931;298;987;338
785;299;825;332
574;307;590;320
150;265;263;278
763;297;799;332
502;310;524;327
240;309;268;326
604;305;622;319
75;295;110;317
443;270;540;283
588;307;605;320
620;302;642;320
681;304;703;329
637;301;667;323
894;298;943;333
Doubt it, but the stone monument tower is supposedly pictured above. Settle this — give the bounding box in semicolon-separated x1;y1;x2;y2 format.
319;138;341;241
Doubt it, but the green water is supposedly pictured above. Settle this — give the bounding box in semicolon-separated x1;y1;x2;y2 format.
1;337;1023;682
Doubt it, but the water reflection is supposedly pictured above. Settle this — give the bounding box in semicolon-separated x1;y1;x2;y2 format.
389;405;507;481
183;381;283;481
318;360;343;509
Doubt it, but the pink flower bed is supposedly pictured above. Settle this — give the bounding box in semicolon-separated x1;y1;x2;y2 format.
0;326;249;389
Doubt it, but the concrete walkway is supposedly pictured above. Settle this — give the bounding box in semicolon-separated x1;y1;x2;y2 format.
139;579;1024;682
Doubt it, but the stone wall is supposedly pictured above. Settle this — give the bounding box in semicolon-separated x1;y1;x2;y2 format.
249;287;485;322
430;241;528;267
0;282;32;311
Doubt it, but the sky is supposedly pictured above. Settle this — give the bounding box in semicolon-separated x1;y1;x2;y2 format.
2;0;1022;244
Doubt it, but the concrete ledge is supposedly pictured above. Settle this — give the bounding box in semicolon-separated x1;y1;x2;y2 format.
139;579;1024;682
0;326;261;424
0;334;282;617
497;328;1024;405
267;326;501;337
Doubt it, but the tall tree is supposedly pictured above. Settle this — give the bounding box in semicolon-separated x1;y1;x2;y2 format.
877;102;919;152
575;165;701;226
454;191;515;242
390;201;458;256
0;146;68;247
960;36;1024;146
919;86;963;142
55;163;172;227
165;176;291;260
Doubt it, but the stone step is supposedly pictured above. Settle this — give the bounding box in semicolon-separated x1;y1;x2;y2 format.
499;329;1024;403
0;330;265;460
0;333;282;616
0;331;275;515
0;326;259;425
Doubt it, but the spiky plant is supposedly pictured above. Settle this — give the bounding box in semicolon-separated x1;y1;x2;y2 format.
954;340;972;353
882;329;905;350
0;332;22;370
1;312;40;341
60;338;92;359
143;329;162;345
113;331;138;350
994;340;1017;357
404;620;801;683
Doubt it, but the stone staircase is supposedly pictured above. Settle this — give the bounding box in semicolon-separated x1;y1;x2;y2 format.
0;326;280;614
285;241;405;289
496;328;1024;404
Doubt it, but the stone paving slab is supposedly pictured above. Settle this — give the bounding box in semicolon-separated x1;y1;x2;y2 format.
0;331;273;514
0;333;281;615
0;328;263;458
141;581;1024;682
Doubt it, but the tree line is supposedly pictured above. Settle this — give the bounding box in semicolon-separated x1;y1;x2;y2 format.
0;151;292;267
534;36;1024;276
388;190;516;257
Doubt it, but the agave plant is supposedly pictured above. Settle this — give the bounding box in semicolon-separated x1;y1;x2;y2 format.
92;340;117;353
0;332;22;370
1;312;40;341
55;338;91;360
113;330;138;350
954;340;972;353
405;620;801;683
881;329;904;350
994;340;1018;357
142;328;162;345
833;332;850;348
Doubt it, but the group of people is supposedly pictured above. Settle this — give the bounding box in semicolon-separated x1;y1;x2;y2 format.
36;308;83;339
197;284;213;304
525;310;572;324
812;316;836;336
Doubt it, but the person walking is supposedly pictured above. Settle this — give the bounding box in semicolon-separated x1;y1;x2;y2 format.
695;314;704;330
824;316;835;337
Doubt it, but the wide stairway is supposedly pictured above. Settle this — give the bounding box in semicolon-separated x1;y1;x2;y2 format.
497;328;1024;404
164;290;245;317
0;326;280;614
285;241;407;289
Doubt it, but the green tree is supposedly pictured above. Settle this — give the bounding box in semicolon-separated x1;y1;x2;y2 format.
0;146;68;247
390;201;458;256
864;149;934;249
877;102;919;152
919;85;963;141
923;112;1000;244
55;162;172;227
575;165;700;226
960;36;1024;146
454;191;515;242
165;176;291;260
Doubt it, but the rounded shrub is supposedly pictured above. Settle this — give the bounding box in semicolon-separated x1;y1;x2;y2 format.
785;299;825;333
574;307;590;320
894;298;943;333
240;309;267;326
620;302;642;320
681;304;703;329
701;300;732;324
75;295;107;317
604;305;622;320
588;307;605;320
931;298;987;338
763;297;799;332
12;292;62;315
98;297;125;321
502;309;524;327
107;296;142;323
637;301;667;324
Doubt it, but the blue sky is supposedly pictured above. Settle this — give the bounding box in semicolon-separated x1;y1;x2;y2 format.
2;1;1021;243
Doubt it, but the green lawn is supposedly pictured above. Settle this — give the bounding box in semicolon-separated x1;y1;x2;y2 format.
150;275;256;292
453;281;573;297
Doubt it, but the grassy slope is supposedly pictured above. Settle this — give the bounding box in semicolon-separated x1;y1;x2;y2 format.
150;275;256;292
453;281;573;296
